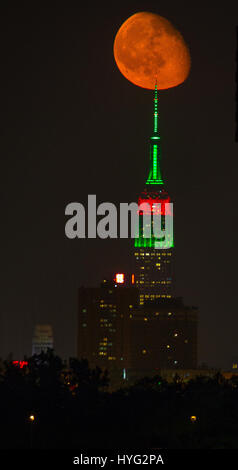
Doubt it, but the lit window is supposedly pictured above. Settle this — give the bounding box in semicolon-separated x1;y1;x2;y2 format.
115;273;125;284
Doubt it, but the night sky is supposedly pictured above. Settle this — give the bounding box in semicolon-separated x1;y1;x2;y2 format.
0;2;237;369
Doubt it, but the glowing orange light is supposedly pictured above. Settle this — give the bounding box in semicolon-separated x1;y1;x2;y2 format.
131;274;135;284
115;273;125;284
29;415;35;422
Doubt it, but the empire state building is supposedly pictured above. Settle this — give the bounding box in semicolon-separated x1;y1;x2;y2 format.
134;83;173;306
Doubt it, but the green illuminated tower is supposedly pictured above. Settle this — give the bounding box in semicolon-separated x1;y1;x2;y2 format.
134;83;174;306
146;82;164;186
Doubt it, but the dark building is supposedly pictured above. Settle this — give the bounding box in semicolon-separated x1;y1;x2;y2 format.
128;297;198;382
78;278;197;386
78;275;139;384
134;84;173;305
77;85;198;386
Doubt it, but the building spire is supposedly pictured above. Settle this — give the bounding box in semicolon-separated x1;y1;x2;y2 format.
154;78;158;133
146;79;164;186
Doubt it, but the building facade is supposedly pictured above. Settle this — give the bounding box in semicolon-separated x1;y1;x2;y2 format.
32;324;54;355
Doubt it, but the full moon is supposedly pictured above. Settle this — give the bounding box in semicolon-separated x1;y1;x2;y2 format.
113;12;191;90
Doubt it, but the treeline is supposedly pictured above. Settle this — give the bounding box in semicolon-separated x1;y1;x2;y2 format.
0;350;238;449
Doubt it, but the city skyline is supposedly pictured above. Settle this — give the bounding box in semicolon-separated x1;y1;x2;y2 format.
0;3;238;370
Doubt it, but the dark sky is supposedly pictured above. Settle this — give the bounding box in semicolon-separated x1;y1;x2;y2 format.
0;2;237;369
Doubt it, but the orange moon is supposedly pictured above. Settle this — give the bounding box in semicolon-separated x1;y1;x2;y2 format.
113;12;191;90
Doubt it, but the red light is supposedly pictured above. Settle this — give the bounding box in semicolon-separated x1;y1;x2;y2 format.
115;273;125;284
138;196;172;215
12;360;28;369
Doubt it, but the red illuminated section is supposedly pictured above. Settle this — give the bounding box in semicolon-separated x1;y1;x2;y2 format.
12;360;28;369
115;273;125;284
138;196;172;215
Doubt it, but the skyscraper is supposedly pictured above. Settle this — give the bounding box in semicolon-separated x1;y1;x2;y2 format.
134;84;173;306
129;297;198;379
